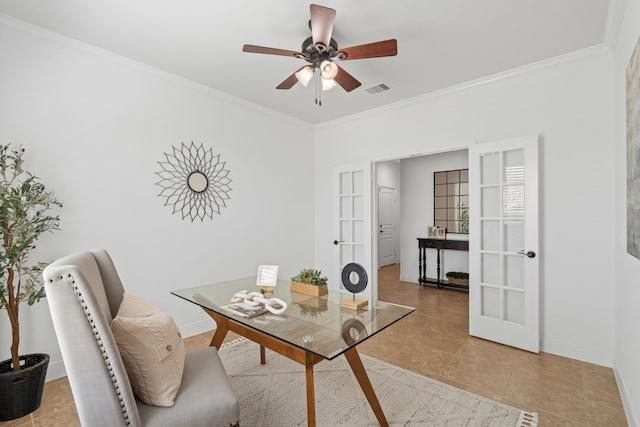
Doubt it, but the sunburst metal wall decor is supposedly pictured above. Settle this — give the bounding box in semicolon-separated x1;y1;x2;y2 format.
155;141;232;222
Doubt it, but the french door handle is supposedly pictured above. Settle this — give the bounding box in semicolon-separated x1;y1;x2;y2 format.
333;240;344;245
517;250;536;258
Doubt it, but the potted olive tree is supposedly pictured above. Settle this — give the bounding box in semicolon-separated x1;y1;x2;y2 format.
0;144;61;421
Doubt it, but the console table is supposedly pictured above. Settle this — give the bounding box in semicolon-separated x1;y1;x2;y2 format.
417;238;469;289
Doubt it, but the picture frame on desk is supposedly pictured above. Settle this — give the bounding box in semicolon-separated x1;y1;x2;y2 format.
435;227;446;239
256;264;278;287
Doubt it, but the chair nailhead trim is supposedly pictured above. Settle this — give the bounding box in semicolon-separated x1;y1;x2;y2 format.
63;274;132;426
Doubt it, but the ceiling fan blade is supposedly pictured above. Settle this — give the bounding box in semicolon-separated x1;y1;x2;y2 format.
310;4;336;50
333;65;361;93
243;44;304;58
336;39;398;60
276;67;306;90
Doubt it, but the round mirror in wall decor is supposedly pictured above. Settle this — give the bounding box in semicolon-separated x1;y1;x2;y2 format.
155;141;232;222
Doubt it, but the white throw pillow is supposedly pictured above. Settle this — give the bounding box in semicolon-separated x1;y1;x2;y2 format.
111;292;185;407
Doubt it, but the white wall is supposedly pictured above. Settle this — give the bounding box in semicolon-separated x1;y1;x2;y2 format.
0;20;315;380
399;150;469;284
314;49;616;367
613;0;640;423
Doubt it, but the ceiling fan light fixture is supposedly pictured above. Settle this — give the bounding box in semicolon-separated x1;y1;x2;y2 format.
322;78;337;91
295;66;314;86
320;60;338;80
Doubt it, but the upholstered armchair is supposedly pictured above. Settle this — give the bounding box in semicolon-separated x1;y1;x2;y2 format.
43;249;240;427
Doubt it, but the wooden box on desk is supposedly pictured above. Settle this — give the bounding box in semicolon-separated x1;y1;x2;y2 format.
290;281;328;297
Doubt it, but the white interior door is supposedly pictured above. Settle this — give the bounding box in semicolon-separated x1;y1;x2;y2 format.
333;163;374;300
378;186;396;267
469;135;540;353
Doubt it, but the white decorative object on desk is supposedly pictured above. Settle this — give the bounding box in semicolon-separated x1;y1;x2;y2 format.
230;290;287;315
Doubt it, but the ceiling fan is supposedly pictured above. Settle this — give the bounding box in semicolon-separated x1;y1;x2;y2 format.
242;4;397;105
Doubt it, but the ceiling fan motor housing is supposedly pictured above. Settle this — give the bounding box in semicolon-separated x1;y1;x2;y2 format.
301;36;340;67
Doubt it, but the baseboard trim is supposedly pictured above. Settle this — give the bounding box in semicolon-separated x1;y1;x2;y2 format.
178;318;216;339
540;337;613;367
45;359;67;381
613;358;639;427
399;273;418;283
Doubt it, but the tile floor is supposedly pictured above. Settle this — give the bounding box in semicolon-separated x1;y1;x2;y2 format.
1;264;628;426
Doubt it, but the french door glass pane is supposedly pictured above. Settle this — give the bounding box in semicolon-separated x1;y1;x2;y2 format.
504;220;524;252
354;245;364;264
481;220;500;251
353;195;364;218
354;219;364;242
481;286;500;319
340;172;351;194
481;187;500;217
481;153;500;184
340;196;351;217
505;290;525;324
504;149;524;182
353;171;363;193
340;220;352;242
503;185;524;217
340;246;350;265
481;253;500;285
505;256;524;289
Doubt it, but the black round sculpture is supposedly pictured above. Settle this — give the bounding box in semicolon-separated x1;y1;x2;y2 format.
341;262;368;294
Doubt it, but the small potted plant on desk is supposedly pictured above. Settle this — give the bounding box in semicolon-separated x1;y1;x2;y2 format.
0;144;62;421
445;271;469;286
290;268;328;297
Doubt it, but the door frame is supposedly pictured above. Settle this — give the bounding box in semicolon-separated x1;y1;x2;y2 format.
372;148;469;287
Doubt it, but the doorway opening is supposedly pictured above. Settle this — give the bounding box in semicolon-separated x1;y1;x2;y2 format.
374;149;470;291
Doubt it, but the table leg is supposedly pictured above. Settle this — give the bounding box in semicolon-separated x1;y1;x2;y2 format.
207;309;229;349
260;345;266;365
418;246;424;284
344;347;389;427
436;247;442;289
305;352;316;427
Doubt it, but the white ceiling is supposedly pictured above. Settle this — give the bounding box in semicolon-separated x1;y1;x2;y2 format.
0;0;611;125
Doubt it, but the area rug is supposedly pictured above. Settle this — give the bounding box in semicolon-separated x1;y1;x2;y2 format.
218;339;538;427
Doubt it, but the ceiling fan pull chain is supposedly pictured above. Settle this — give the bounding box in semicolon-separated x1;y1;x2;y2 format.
315;67;321;106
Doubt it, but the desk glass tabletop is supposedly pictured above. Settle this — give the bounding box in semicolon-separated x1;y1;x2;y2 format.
172;277;414;360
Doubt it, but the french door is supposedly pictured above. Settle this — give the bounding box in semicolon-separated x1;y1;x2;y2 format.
333;163;374;300
469;135;540;352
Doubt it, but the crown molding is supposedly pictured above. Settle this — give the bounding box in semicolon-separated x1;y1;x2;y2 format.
317;44;611;129
0;12;613;132
0;13;315;131
604;0;628;53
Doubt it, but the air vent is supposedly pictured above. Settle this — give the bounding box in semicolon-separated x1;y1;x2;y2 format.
365;83;391;95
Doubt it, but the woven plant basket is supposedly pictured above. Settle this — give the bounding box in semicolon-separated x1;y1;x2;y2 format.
0;353;49;421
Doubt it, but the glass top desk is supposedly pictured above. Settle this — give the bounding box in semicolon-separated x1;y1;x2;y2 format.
172;277;414;427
